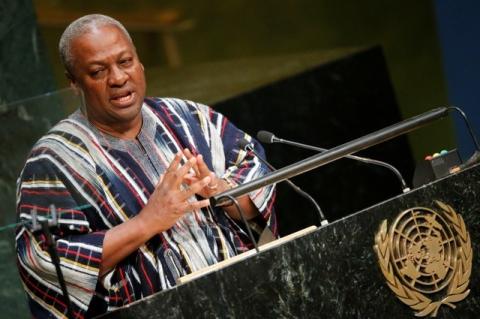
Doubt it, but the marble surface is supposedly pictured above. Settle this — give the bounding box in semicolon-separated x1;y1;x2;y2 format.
102;163;480;319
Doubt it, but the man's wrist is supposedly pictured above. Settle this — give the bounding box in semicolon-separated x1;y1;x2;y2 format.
222;177;236;189
135;207;164;239
215;176;236;194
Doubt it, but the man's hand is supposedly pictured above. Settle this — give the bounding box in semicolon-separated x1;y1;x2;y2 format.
100;151;212;276
140;151;212;233
182;148;230;198
182;148;260;221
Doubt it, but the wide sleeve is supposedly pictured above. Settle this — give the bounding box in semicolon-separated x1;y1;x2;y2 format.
15;147;106;318
191;102;278;235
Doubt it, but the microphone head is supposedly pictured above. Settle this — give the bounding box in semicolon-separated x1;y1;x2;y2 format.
238;138;251;150
257;130;276;144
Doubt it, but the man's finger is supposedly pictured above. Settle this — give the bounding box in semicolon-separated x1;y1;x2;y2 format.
197;154;212;177
182;176;211;199
161;153;183;188
184;148;201;177
183;148;194;159
165;152;183;174
172;157;197;187
183;173;200;185
181;198;210;213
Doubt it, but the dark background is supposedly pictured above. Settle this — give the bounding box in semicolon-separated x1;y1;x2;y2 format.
214;47;416;234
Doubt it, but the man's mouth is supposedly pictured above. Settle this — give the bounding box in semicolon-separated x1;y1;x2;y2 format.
110;91;135;107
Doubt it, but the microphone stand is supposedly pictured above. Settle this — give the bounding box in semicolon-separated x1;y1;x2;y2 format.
211;107;448;207
31;205;74;319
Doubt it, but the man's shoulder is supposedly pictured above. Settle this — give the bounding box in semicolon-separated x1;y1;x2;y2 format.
30;110;93;152
144;97;207;113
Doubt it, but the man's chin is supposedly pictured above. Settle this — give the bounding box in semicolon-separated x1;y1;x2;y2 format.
113;104;143;121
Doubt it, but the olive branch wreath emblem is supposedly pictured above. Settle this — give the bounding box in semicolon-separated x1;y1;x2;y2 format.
373;201;472;317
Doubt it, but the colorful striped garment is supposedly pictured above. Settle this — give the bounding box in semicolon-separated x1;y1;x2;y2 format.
15;98;277;318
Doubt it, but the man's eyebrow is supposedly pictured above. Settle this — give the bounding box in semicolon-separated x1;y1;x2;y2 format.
85;50;132;66
86;60;105;66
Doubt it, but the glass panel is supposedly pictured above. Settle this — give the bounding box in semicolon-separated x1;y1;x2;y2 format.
0;88;81;317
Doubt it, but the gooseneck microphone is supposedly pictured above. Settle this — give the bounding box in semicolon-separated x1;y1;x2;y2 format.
211;107;449;207
238;139;328;226
257;130;411;193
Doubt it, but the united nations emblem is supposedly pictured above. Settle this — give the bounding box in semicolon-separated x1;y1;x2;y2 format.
374;201;472;317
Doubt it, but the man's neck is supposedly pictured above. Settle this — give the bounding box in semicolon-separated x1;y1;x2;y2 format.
89;115;143;140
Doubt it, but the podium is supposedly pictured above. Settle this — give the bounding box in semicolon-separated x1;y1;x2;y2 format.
100;163;480;318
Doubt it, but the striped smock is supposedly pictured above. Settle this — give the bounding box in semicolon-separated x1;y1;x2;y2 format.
15;98;276;318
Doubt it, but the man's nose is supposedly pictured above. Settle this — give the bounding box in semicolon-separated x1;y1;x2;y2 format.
108;66;128;87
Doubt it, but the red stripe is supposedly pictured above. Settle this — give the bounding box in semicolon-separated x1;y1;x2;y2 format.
19;204;88;217
119;269;133;304
22;189;71;196
208;107;214;120
139;254;155;293
220;117;228;137
20;204;50;213
56;247;102;264
162;105;175;123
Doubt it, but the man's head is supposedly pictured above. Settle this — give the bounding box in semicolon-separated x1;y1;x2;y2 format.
59;14;146;137
59;14;133;75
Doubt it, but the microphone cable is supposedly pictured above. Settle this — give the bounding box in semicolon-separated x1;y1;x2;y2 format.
239;138;328;226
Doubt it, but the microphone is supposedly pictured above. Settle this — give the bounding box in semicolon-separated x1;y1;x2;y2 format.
238;138;328;226
211;107;449;207
257;130;411;193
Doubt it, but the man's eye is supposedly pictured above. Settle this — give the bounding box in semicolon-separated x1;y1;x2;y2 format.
120;58;133;66
90;69;104;77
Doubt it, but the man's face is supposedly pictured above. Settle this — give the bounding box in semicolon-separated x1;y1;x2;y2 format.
68;25;146;131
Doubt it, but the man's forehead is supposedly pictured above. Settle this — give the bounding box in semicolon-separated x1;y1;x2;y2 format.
72;25;130;48
70;26;135;63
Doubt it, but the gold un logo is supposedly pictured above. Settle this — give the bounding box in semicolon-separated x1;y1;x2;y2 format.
374;201;472;317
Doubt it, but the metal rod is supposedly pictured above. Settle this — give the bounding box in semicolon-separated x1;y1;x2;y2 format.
211;107;448;207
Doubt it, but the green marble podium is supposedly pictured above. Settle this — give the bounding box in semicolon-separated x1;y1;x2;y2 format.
100;163;480;319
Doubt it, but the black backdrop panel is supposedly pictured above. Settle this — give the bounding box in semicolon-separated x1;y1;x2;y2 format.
213;47;415;235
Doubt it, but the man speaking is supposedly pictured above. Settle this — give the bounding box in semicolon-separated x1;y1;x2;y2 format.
15;14;276;318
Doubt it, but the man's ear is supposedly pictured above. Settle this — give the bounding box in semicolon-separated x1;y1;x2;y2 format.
66;71;80;95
